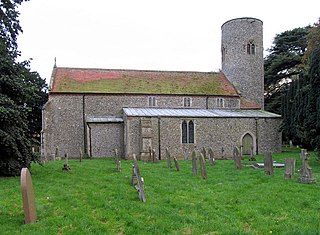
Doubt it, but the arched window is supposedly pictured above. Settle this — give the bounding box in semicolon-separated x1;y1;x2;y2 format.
182;120;195;144
247;41;255;55
182;121;187;143
188;121;194;143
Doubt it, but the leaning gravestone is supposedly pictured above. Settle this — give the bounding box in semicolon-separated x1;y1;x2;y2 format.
173;157;180;171
191;148;198;176
199;153;208;179
132;154;146;202
20;168;37;224
264;152;274;175
284;158;296;179
208;148;215;166
299;149;316;184
233;146;242;169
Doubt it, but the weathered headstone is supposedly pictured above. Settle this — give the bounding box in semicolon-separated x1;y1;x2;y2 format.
20;168;37;224
173;157;180;171
249;146;256;161
152;149;158;162
191;148;198;176
132;154;146;202
62;153;71;171
79;147;83;162
166;147;172;168
199;153;208;179
114;149;121;172
299;149;316;184
233;146;242;169
202;147;207;160
208;148;215;166
284;158;296;179
264;152;274;175
54;146;60;161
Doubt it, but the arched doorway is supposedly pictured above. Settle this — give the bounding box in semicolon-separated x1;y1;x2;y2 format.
242;133;253;155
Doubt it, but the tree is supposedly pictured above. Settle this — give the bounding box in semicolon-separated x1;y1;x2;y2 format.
0;0;47;176
273;21;320;151
264;27;309;113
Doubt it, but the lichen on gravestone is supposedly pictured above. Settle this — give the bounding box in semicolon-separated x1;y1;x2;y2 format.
20;168;37;224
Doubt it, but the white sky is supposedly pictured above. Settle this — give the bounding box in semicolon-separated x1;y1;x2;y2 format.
17;0;319;83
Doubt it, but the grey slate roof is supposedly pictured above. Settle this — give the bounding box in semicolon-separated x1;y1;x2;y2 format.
123;108;281;118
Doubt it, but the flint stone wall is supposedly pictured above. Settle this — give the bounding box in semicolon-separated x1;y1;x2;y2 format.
42;94;240;159
124;115;282;160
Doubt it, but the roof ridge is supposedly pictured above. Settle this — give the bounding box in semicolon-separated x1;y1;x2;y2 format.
55;66;219;74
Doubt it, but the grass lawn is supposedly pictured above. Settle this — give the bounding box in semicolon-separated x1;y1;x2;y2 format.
1;149;320;234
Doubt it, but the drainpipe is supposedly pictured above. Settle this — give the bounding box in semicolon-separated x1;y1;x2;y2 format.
88;124;92;158
255;118;258;155
82;94;87;155
157;116;161;160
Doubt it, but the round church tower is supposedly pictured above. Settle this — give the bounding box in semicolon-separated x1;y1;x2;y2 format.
221;17;264;108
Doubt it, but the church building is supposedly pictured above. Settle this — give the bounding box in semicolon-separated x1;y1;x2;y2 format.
41;17;282;160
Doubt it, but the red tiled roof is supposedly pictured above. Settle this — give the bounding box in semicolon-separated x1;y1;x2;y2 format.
50;67;239;96
240;98;261;109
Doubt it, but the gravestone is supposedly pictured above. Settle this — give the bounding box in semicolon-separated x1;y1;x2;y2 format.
284;158;296;179
62;153;71;171
208;148;215;166
202;147;207;160
114;149;121;172
20;168;37;224
199;153;208;179
166;147;172;168
79;148;83;162
191;148;198;176
233;146;242;169
173;157;180;171
152;149;158;162
132;154;146;202
264;152;274;175
249;146;256;161
299;149;316;184
54;146;61;160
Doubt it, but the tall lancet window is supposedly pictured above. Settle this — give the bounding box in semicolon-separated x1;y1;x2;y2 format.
181;120;195;144
247;40;255;55
182;121;188;143
188;121;194;143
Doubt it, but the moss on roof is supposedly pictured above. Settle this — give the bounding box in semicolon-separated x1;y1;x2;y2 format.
51;67;238;96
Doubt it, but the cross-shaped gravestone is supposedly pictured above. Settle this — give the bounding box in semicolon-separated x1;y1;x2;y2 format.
299;149;316;184
20;168;37;224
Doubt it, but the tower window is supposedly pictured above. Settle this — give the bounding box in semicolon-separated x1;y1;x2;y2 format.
247;41;255;55
183;97;191;107
217;98;224;108
148;96;156;106
182;120;195;144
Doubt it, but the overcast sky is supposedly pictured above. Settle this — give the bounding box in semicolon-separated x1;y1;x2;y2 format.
17;0;319;83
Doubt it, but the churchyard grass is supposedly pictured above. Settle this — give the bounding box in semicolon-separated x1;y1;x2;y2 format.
1;149;320;234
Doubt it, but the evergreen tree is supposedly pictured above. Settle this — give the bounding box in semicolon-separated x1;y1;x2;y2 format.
264;27;309;113
0;0;47;176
